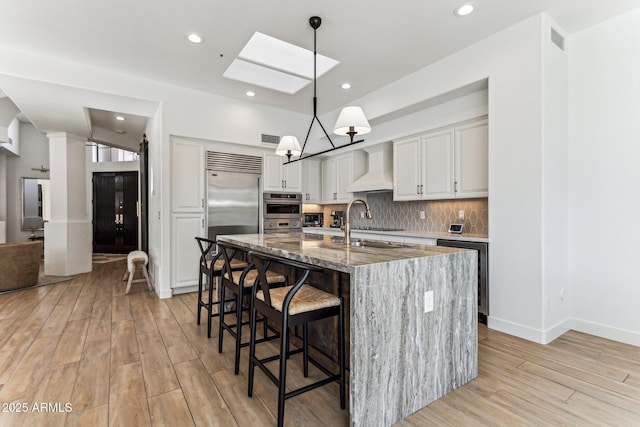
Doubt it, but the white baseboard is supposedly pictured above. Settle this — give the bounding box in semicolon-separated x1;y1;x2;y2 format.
158;287;173;299
488;316;640;347
568;318;640;347
171;285;198;295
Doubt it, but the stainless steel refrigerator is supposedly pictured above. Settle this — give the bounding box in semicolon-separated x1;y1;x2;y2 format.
207;170;260;241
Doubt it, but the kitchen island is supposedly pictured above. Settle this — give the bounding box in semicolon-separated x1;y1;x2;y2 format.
217;232;477;426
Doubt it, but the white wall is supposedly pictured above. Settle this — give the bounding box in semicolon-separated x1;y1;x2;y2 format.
568;9;640;346
6;122;49;242
327;15;550;341
541;16;570;339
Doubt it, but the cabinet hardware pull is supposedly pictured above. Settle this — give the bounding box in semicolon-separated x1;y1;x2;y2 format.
201;218;204;228
421;184;424;194
417;184;420;195
454;181;458;192
201;198;204;208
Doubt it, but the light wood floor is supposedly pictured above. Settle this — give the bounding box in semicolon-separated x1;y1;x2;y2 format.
0;261;639;426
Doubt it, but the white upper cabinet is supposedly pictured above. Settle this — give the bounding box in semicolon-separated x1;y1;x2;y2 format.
455;119;488;198
301;159;322;203
263;153;302;192
172;138;205;212
322;151;366;204
393;118;487;201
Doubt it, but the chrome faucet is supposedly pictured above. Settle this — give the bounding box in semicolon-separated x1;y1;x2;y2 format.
342;198;372;245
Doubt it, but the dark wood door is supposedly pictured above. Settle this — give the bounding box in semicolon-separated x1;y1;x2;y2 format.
93;171;138;253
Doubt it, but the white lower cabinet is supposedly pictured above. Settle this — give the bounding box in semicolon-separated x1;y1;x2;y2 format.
171;213;205;290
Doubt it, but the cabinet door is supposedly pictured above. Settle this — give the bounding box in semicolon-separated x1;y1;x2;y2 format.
322;158;337;203
172;139;204;212
282;161;302;192
393;136;422;201
171;213;205;289
335;155;354;203
302;159;322;203
422;129;455;200
455;119;488;198
263;154;285;191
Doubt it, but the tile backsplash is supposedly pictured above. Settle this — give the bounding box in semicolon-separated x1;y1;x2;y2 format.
304;192;488;235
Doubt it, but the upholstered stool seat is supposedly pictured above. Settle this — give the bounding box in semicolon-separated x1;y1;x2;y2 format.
123;250;153;294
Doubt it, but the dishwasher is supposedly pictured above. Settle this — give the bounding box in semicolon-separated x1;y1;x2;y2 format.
436;239;488;324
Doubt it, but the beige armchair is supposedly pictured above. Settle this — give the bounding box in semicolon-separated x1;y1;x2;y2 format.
0;241;43;291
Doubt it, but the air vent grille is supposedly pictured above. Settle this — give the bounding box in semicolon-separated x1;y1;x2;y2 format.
206;151;262;174
550;27;565;51
261;134;280;145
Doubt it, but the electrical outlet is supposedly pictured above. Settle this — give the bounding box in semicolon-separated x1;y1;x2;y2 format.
419;210;425;220
360;211;364;218
458;210;465;220
424;290;434;313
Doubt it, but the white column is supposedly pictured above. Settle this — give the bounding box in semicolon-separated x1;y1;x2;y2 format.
44;132;92;275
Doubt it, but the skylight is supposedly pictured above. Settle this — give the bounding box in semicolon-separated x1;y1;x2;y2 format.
223;31;339;94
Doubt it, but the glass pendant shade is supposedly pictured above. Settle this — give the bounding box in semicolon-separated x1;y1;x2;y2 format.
275;135;302;158
333;106;371;136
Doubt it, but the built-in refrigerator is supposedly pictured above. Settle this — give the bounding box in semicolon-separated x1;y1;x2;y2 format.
207;170;260;241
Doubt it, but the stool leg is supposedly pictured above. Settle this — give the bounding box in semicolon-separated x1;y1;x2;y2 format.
197;269;204;325
218;284;225;352
303;323;309;377
247;299;257;397
122;269;129;281
142;265;153;291
277;316;289;427
339;298;346;410
207;272;215;338
234;288;243;375
125;268;134;294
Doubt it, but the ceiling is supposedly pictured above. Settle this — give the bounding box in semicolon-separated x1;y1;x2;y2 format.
0;0;638;148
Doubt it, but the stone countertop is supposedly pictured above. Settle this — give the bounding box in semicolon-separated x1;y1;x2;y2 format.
216;232;466;274
303;227;490;243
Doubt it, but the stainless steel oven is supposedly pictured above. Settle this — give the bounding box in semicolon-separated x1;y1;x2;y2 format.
263;192;302;233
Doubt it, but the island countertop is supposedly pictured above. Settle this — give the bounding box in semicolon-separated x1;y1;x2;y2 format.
217;232;477;427
216;231;467;274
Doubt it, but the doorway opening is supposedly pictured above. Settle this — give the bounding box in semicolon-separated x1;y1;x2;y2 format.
93;171;138;253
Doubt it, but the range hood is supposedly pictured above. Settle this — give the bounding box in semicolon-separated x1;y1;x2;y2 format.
346;142;393;193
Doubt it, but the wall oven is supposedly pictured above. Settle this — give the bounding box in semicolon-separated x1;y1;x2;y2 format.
263;192;302;233
436;239;488;324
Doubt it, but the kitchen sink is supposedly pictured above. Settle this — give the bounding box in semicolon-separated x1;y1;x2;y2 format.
330;238;414;249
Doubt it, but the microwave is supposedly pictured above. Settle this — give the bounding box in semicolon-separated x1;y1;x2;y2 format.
303;212;323;227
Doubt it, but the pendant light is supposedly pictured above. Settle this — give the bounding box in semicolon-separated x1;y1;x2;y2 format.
276;16;371;164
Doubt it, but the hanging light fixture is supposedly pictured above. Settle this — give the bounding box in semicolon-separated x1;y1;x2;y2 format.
333;106;371;144
277;16;371;164
275;135;302;161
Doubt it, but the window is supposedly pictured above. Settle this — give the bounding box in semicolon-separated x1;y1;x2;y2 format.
91;143;139;163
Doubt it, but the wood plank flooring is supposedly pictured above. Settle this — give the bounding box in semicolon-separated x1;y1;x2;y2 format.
0;260;639;426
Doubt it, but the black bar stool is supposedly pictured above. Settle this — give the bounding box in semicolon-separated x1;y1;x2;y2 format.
217;241;287;375
247;251;346;427
195;237;248;338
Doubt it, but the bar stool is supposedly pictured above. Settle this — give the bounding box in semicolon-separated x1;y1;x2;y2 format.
195;237;248;338
123;250;153;294
247;251;345;427
218;241;287;375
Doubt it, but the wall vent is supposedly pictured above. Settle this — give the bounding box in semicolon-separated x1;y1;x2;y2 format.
261;133;280;145
206;151;262;174
550;27;565;51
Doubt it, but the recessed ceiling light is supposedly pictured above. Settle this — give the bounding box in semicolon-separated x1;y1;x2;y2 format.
246;91;255;97
454;3;475;17
341;83;351;90
186;33;204;44
115;116;125;121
